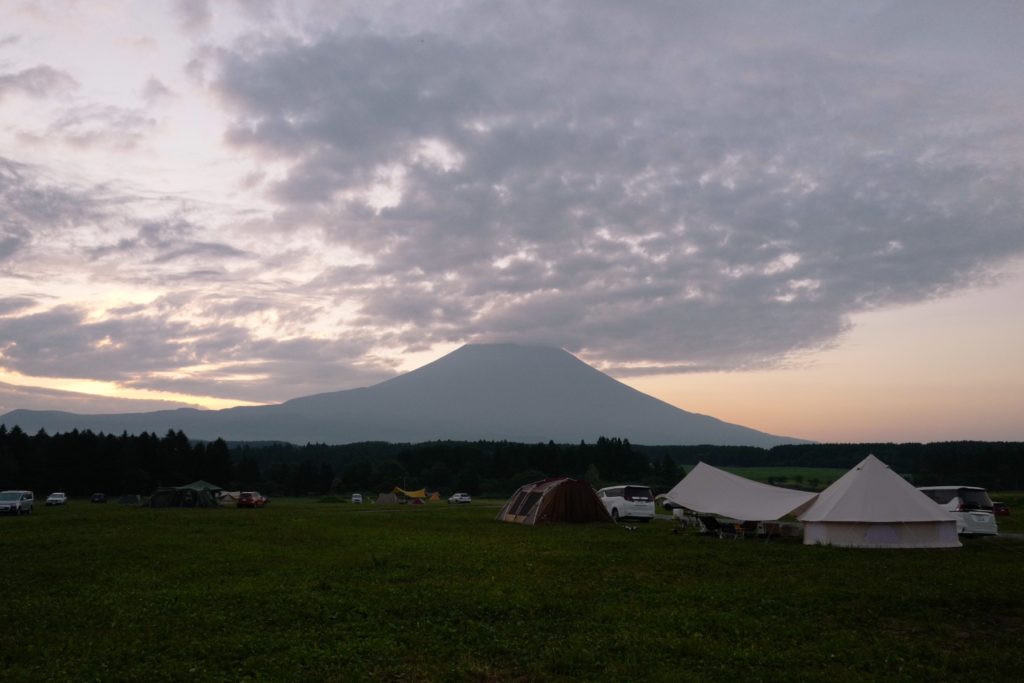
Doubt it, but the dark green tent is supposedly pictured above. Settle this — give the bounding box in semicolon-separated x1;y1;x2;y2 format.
147;481;221;508
179;480;223;493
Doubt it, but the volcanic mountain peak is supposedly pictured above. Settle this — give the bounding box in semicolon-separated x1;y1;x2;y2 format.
0;343;806;446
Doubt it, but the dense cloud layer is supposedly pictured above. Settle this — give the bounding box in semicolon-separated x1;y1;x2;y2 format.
211;2;1024;372
0;157;396;400
1;1;1023;405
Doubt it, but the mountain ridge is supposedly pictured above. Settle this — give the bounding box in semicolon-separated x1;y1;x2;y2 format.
0;343;807;446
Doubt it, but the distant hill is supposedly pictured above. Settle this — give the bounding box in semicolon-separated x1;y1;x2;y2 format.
0;343;806;446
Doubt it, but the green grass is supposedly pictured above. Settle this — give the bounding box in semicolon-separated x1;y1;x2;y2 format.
990;493;1024;533
717;466;849;489
2;499;1023;681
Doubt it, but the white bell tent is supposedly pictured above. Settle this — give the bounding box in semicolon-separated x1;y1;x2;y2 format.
798;454;960;548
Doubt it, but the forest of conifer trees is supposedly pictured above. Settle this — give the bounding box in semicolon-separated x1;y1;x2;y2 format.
1;424;1021;497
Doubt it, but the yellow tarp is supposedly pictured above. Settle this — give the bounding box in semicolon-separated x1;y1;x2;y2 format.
392;486;428;499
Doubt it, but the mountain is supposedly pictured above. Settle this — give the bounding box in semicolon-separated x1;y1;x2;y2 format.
0;343;805;446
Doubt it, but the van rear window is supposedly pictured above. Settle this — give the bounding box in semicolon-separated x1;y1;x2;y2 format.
624;486;653;501
959;489;993;510
922;489;956;504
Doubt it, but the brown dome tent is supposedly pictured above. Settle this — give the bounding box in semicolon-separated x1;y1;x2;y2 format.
497;477;613;525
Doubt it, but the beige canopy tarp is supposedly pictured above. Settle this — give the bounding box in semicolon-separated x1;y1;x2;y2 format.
392;487;428;499
664;462;817;521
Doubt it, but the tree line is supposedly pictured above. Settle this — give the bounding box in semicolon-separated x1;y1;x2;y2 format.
636;441;1024;489
0;428;667;497
0;426;233;496
2;424;1022;497
225;436;667;496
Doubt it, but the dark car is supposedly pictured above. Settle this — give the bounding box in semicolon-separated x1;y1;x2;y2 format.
993;501;1010;516
91;492;107;503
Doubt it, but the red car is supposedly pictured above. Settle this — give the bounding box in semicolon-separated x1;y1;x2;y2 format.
237;491;268;508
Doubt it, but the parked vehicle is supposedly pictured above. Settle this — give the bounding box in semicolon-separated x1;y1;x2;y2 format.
918;486;998;535
448;492;472;504
90;493;107;503
597;485;655;522
46;492;68;506
0;490;34;515
237;491;268;508
351;493;363;504
992;501;1010;516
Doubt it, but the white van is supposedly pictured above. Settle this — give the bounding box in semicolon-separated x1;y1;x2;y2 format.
918;486;998;536
596;485;655;522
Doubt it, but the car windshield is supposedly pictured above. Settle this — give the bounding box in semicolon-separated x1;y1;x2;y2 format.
0;492;21;501
624;486;653;501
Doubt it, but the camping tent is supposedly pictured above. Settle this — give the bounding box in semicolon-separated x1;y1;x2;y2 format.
147;485;219;508
664;462;817;521
375;492;398;504
392;486;428;499
496;477;612;525
798;454;960;548
181;480;223;493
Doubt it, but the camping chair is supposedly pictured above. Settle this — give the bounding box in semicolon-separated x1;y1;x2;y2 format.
697;515;740;539
670;509;694;534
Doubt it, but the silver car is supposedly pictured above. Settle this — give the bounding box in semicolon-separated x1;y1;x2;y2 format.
46;492;68;506
0;490;34;515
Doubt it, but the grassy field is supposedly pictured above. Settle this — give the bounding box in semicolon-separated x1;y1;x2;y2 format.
716;466;849;489
2;499;1023;681
991;493;1024;533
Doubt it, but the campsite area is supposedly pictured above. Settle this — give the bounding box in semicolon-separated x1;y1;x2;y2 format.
3;498;1023;681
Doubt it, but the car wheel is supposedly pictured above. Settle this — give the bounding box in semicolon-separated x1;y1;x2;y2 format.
611;509;619;522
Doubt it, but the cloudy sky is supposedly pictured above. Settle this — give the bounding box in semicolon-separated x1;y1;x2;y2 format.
1;0;1022;442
